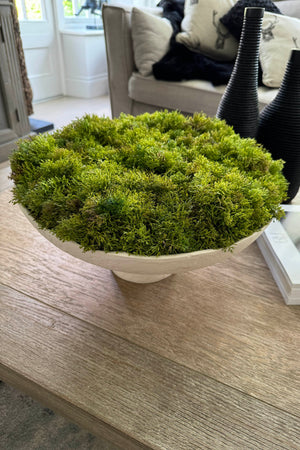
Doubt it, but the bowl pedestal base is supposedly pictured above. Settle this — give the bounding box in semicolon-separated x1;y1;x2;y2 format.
113;271;171;284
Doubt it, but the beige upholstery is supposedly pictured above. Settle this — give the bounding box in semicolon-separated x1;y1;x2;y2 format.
128;72;281;115
103;4;135;118
102;2;299;118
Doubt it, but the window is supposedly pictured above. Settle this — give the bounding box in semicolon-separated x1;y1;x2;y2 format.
61;0;157;19
15;0;44;20
63;0;74;17
57;0;157;29
62;0;102;18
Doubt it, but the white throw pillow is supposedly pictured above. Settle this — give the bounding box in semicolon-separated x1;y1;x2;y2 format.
131;7;173;77
259;12;300;87
176;0;238;61
278;1;300;20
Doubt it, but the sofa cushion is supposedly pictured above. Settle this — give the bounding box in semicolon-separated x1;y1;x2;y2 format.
176;0;238;61
259;12;300;87
129;72;226;114
131;7;173;77
220;0;281;41
128;72;278;116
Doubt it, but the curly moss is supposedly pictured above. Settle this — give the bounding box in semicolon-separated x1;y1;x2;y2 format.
10;111;288;256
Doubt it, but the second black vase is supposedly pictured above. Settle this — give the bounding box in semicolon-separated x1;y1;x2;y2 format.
256;49;300;202
216;7;264;138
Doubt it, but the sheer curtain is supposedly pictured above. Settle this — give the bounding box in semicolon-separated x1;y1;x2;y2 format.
9;0;33;115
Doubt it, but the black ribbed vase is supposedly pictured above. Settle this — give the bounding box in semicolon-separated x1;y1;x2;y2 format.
216;7;264;138
256;49;300;202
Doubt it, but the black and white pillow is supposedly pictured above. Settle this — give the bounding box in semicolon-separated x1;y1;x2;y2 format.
220;0;281;41
176;0;238;61
259;12;300;87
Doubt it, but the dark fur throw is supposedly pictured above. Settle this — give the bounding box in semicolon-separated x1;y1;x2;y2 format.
157;0;185;35
153;0;234;85
153;42;234;85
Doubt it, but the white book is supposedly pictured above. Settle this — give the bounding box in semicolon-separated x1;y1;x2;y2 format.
257;205;300;305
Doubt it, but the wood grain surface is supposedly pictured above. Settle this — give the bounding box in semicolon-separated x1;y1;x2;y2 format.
1;188;300;449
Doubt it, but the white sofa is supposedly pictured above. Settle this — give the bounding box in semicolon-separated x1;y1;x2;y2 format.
103;1;300;118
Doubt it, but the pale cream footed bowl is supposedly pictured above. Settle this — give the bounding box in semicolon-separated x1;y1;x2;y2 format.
21;206;265;284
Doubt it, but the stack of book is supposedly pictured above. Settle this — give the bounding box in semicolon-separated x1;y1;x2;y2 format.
257;205;300;305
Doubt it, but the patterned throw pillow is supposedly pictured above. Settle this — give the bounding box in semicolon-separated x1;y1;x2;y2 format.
176;0;238;61
259;12;300;87
220;0;281;41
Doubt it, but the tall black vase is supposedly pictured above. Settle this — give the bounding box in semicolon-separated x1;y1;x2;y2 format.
256;49;300;202
216;7;264;138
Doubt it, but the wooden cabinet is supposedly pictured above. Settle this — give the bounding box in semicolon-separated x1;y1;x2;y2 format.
0;0;30;163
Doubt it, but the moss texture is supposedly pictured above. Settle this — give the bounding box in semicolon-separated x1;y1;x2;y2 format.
10;111;288;256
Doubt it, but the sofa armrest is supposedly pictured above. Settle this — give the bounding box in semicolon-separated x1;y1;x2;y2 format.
102;3;135;118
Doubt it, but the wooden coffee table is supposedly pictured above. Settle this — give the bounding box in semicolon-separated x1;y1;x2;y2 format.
1;188;300;449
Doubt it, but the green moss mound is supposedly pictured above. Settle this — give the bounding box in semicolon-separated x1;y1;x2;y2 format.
10;111;288;256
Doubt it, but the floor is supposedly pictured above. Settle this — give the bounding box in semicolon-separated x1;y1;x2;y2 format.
31;94;112;130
